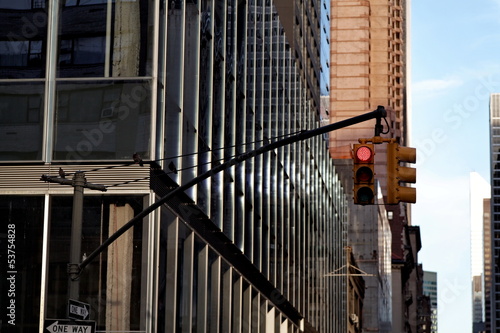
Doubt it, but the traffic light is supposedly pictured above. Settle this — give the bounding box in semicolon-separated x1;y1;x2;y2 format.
386;142;416;204
353;143;375;205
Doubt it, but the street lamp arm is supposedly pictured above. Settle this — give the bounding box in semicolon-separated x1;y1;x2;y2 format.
77;106;387;275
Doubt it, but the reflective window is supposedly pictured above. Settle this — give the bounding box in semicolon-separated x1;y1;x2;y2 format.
0;82;44;161
0;1;48;78
46;195;147;331
65;0;108;5
0;196;44;330
58;0;155;77
53;80;151;161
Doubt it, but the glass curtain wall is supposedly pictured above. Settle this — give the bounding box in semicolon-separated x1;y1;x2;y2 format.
46;195;149;331
0;196;45;331
156;0;348;332
0;1;157;332
0;0;48;160
54;0;155;162
0;0;156;163
0;0;350;332
0;195;150;332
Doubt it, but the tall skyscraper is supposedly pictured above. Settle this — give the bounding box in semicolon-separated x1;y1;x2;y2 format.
328;0;420;331
329;0;409;167
484;197;493;333
489;93;500;332
0;1;348;332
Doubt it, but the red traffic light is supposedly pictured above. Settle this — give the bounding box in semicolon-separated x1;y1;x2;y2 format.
353;143;375;205
355;146;373;163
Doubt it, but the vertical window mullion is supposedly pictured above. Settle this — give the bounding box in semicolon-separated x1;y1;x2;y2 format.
43;0;60;162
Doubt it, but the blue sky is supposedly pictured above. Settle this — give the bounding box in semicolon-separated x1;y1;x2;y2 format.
411;0;500;331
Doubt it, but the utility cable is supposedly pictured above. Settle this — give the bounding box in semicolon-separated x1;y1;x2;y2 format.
60;129;305;175
105;153;238;188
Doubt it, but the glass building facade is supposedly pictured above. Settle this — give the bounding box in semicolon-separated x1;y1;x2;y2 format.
423;271;437;333
0;0;349;332
491;93;500;332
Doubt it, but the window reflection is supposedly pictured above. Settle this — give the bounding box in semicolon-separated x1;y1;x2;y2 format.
53;80;151;161
0;41;43;67
0;0;45;10
59;37;106;66
0;83;44;160
0;1;48;78
65;0;108;5
58;0;154;77
47;195;146;331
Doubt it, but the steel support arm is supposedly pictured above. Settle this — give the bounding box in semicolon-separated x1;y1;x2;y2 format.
77;106;386;274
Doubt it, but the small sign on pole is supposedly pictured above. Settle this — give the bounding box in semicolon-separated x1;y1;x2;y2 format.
45;319;95;333
68;299;90;321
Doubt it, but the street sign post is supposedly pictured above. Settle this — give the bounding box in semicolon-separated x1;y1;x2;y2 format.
68;299;90;321
44;319;95;333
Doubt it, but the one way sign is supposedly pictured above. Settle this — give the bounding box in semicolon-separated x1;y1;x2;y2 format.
68;299;90;320
45;319;95;333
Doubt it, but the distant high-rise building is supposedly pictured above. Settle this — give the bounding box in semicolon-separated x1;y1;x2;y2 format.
474;275;485;333
471;172;491;276
423;271;438;333
484;197;492;332
320;0;331;97
489;93;500;331
470;172;490;333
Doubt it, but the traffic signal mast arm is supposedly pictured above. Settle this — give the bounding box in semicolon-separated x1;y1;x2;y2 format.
356;136;394;145
76;106;388;276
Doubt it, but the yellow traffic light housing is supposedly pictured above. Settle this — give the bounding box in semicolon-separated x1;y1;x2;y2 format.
386;142;416;204
353;143;375;205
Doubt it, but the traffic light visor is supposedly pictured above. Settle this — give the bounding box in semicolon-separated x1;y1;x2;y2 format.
355;146;373;162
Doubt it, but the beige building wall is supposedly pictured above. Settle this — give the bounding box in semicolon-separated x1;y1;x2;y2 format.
329;0;407;195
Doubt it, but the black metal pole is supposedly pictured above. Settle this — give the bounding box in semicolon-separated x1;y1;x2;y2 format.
77;106;386;275
68;171;85;300
40;170;107;301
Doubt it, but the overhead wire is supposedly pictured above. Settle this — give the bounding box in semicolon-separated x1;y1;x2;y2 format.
105;153;236;188
97;129;303;187
58;128;305;176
